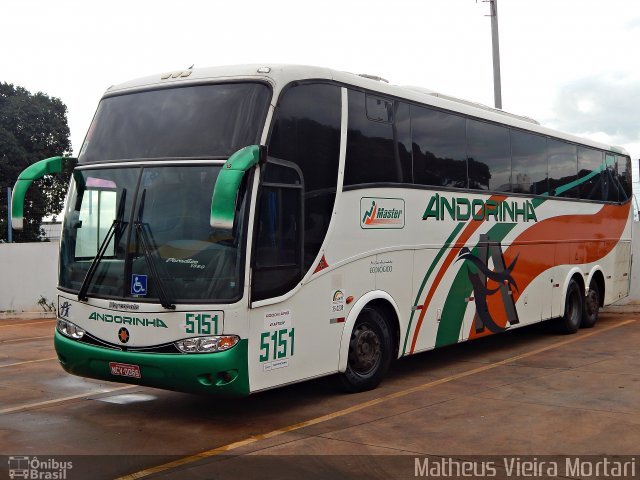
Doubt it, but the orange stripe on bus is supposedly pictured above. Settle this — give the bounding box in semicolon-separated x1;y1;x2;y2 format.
468;202;631;339
409;194;506;353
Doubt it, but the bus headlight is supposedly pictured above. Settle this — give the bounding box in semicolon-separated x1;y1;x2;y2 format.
175;335;239;354
57;319;85;340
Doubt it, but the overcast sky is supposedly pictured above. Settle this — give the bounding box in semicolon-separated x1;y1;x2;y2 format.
3;0;640;178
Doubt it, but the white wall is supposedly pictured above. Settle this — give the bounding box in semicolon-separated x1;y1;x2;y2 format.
0;242;59;313
616;221;640;305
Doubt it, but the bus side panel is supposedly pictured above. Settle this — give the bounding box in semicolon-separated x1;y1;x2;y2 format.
374;250;414;354
613;241;631;301
247;258;374;393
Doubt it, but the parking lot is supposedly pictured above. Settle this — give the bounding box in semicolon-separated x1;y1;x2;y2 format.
1;311;639;479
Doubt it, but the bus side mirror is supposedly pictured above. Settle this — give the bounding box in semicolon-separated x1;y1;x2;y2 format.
210;145;264;231
11;156;77;230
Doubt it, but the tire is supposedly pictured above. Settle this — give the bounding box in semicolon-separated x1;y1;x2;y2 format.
339;307;393;393
557;279;583;334
581;281;600;328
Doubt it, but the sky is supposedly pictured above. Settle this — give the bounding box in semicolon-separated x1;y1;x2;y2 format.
3;0;640;195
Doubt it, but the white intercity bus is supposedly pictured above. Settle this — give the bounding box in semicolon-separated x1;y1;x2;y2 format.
12;65;632;396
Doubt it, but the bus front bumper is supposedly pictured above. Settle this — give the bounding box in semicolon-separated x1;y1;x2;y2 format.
54;331;249;397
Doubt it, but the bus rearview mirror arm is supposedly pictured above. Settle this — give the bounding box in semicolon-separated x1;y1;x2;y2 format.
11;156;77;230
210;145;262;230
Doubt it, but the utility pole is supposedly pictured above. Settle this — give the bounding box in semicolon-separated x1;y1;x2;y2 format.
485;0;502;109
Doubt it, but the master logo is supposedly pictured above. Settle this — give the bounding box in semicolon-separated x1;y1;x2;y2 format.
360;197;405;229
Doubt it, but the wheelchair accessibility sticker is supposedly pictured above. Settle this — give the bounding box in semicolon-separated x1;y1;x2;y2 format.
131;274;148;296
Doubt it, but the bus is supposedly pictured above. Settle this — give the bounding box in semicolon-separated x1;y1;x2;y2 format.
12;65;633;396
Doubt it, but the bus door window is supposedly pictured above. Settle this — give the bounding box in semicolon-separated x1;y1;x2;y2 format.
252;159;304;301
264;82;341;282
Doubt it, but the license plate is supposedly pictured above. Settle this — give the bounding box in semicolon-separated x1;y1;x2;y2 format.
109;362;141;379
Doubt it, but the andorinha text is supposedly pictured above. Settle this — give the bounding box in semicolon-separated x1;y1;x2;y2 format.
422;193;537;222
88;312;168;328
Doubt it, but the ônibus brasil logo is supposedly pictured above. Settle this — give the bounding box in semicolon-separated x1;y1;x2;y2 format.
360;198;405;229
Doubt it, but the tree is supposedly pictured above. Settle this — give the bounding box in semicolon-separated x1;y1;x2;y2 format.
0;82;72;242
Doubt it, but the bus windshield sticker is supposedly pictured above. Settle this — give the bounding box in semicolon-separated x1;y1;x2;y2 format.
331;290;345;314
263;309;292;330
131;274;148;296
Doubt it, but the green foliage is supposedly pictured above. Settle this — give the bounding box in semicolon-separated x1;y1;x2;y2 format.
0;82;72;242
37;295;56;312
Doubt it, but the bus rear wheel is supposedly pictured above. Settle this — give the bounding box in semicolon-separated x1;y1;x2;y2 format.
340;307;392;393
557;279;583;334
581;281;600;328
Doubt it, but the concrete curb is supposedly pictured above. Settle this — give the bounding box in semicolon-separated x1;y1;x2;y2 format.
0;311;56;320
602;304;640;313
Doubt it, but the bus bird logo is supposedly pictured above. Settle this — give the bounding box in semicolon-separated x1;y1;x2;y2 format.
456;234;520;333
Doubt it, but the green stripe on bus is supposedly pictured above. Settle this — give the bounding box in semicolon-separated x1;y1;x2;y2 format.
402;221;465;355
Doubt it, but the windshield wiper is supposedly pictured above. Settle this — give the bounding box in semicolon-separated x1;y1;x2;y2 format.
78;189;127;302
134;189;176;310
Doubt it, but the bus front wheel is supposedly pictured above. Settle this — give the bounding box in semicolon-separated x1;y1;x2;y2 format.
340;307;392;393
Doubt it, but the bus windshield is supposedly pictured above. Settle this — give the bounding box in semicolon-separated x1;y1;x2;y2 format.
78;82;271;162
59;164;248;303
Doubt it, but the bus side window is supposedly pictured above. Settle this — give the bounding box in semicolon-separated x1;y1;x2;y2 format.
616;155;632;201
466;119;511;192
344;90;411;185
510;130;548;195
547;139;578;198
578;146;604;201
411;106;467;189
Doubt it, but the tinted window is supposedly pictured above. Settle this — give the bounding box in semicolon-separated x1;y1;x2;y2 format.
269;83;341;271
411;106;467;188
345;90;410;185
617;155;632;201
548;139;578;198
578;146;604;200
601;154;620;202
510;130;548;195
80;83;270;162
395;102;413;183
466;120;511;191
366;95;394;122
252;184;303;300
